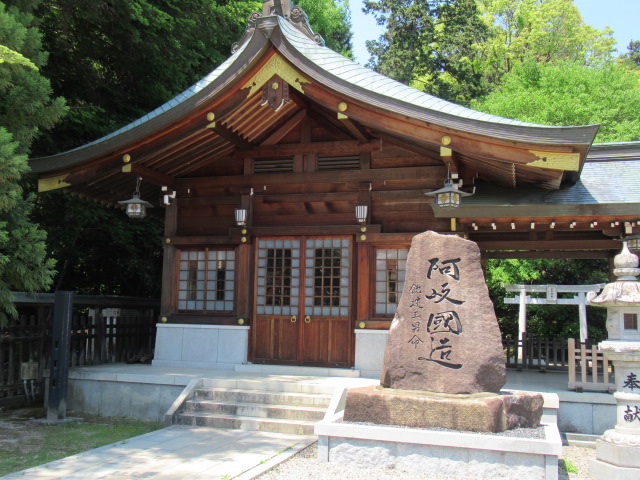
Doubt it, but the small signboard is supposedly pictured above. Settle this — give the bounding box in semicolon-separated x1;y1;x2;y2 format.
546;285;558;303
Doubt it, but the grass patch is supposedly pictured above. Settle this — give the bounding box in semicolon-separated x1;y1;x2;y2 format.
0;408;162;476
560;458;578;474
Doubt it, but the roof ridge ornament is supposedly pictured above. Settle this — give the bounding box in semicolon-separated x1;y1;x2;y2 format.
232;0;324;54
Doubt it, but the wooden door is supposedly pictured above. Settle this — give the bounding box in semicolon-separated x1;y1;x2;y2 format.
252;239;301;364
300;238;351;367
252;237;352;367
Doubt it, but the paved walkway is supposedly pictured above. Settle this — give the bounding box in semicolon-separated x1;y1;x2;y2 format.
2;426;315;480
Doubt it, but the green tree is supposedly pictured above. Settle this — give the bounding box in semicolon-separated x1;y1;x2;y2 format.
478;0;615;83
0;0;65;322
485;258;608;340
363;0;490;104
623;40;640;69
471;60;640;143
298;0;353;57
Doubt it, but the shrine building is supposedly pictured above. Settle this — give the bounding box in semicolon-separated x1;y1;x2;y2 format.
29;1;640;374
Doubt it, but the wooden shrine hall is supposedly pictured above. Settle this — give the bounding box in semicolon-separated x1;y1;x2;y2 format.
30;0;640;373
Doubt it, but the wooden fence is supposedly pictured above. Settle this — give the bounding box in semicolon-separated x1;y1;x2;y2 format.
0;292;159;406
567;338;615;392
503;332;570;371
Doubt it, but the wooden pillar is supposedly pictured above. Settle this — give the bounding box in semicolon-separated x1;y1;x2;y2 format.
47;291;74;421
160;201;178;317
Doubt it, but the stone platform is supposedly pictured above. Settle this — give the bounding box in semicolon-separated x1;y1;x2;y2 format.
343;385;543;433
317;387;562;480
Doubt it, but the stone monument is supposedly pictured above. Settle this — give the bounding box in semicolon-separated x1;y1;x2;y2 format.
344;231;543;433
587;241;640;480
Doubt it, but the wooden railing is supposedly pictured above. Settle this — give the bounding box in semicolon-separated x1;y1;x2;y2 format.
503;332;569;371
567;338;615;392
0;292;159;406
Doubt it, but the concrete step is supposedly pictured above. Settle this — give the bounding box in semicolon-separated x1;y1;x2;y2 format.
235;364;361;378
175;412;317;435
183;399;326;421
199;378;339;395
194;388;332;408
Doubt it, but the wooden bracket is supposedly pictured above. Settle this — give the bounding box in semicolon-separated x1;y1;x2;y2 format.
122;163;176;189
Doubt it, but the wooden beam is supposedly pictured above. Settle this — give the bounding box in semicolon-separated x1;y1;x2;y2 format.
484;250;610;259
180;165;441;190
339;116;370;143
476;239;620;251
211;123;252;149
235;140;379;159
122;163;176;189
260;109;307;146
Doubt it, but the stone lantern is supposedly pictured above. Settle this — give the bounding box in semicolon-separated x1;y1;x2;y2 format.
587;241;640;479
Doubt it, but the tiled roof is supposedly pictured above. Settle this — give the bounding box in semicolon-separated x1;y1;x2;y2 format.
464;155;640;207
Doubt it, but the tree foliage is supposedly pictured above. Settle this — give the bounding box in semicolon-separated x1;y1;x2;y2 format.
0;0;65;322
485;258;609;339
471;60;640;143
298;0;353;57
477;0;615;84
363;0;490;104
623;40;640;69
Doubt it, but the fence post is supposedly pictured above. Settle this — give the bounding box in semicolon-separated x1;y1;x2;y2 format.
47;291;74;422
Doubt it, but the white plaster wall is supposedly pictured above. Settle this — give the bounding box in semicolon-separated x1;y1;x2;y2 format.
354;329;389;378
152;324;249;370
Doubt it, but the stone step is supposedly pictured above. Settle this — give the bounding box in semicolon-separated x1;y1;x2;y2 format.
194;388;332;408
199;378;338;395
183;399;326;421
235;363;361;378
175;412;317;435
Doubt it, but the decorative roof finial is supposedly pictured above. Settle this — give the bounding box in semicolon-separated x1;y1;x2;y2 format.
262;0;294;17
232;1;324;53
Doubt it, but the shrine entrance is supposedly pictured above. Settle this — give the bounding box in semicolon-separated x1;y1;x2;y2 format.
251;237;353;367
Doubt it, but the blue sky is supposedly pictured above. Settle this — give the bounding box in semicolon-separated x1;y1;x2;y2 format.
348;0;639;64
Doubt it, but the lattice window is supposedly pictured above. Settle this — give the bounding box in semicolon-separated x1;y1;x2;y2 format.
256;239;300;316
305;238;350;316
375;248;408;315
178;249;235;312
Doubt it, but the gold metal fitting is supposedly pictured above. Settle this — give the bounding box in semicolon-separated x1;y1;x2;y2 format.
241;228;247;235
360;234;367;241
271;82;279;90
358;321;366;329
206;112;215;121
441;135;452;145
241;237;247;243
238;318;245;325
165;238;171;244
161;316;168;323
338;102;348;112
122;154;131;163
360;226;367;233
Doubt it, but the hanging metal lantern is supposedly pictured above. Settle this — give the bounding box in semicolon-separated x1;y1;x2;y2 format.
118;177;153;219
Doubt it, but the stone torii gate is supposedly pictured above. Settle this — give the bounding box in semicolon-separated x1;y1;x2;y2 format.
504;283;606;343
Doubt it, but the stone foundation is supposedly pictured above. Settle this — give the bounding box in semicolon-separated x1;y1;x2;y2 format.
343;385;543;433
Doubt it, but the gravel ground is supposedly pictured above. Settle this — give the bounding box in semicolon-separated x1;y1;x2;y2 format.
258;442;597;480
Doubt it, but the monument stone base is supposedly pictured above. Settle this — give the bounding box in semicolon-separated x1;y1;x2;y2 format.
316;387;561;480
344;385;544;433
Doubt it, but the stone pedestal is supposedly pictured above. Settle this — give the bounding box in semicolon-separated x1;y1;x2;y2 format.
589;347;640;480
587;242;640;480
344;385;543;433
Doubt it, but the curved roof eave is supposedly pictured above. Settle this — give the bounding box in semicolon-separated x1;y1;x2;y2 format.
271;16;599;147
31;14;600;176
30;29;273;175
